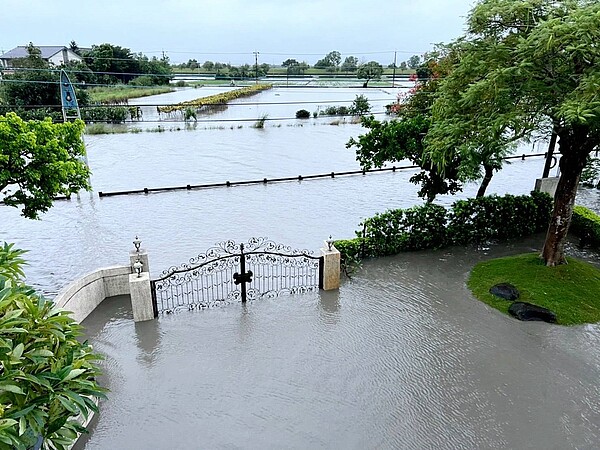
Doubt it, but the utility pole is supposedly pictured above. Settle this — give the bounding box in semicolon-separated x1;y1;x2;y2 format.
253;51;259;84
392;51;397;88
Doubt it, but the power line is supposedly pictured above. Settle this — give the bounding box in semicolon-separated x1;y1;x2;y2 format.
75;111;389;124
0;98;401;109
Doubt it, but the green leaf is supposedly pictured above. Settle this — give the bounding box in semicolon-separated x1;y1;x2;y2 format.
27;348;54;358
0;383;25;395
12;343;24;359
63;369;86;382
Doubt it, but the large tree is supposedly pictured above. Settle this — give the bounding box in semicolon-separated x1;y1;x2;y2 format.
314;51;341;72
357;61;383;87
348;54;463;202
426;0;600;266
341;56;359;73
0;113;90;219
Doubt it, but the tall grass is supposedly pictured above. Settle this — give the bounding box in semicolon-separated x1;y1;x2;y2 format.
88;85;175;104
253;114;269;129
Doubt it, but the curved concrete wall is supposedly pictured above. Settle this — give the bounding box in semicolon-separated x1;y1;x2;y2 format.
54;265;131;323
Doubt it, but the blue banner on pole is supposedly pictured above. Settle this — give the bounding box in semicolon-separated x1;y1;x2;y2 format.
60;70;79;118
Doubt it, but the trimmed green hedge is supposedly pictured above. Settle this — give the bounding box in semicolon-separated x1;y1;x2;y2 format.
335;191;553;266
571;206;600;247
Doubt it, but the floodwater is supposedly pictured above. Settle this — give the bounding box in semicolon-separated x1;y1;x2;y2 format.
76;235;600;449
4;86;600;449
2;86;586;297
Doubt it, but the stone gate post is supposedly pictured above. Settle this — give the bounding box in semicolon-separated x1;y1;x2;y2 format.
321;240;341;291
129;237;155;322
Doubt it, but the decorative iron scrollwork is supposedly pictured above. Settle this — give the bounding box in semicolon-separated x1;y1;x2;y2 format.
152;238;322;315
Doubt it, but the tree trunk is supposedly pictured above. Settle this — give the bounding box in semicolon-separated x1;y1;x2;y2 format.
541;138;590;266
476;164;494;197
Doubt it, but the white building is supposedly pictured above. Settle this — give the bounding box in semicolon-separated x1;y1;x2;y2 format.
0;45;83;68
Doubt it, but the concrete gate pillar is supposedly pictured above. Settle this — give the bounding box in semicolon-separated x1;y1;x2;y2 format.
129;272;154;322
321;241;341;291
128;238;155;322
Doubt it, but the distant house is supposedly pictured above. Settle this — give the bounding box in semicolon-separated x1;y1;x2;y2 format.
0;45;83;68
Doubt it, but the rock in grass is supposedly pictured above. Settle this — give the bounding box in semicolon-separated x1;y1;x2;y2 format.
489;283;520;301
508;302;557;323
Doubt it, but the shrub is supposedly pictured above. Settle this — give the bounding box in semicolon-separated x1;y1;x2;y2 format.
80;106;128;124
0;243;106;449
339;192;553;266
295;109;310;119
129;75;155;86
360;203;448;256
334;238;365;275
448;192;552;245
571;206;600;247
183;107;197;122
253;114;268;129
349;94;371;116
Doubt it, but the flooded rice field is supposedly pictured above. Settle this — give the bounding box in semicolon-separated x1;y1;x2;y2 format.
4;86;589;297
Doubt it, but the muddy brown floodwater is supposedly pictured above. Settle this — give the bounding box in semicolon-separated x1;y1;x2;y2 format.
75;234;600;450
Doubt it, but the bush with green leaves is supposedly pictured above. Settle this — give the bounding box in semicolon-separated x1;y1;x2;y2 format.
448;191;552;245
335;192;553;267
361;203;448;256
295;109;310;119
80;106;128;124
349;94;371;116
571;206;600;248
0;243;106;450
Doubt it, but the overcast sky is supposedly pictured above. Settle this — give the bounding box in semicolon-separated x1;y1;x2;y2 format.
1;0;476;65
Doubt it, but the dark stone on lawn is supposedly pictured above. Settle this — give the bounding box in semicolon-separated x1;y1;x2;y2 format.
508;302;557;324
489;283;520;301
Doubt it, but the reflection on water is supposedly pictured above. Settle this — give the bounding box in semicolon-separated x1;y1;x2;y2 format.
77;236;600;450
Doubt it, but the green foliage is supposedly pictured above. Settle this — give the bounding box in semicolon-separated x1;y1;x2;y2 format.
581;156;600;187
0;243;106;449
426;0;600;263
253;114;268;129
319;106;349;116
333;238;365;276
87;85;174;104
129;75;156;86
83;44;171;85
347;114;461;202
407;55;421;69
337;192;553;266
0;113;90;219
360;203;448;256
349;95;371;116
571;206;600;248
1;67;59;109
468;253;600;325
314;51;341;70
80;106;128;123
356;61;383;87
448;191;552;245
158;84;272;114
341;56;359;73
295;109;310;119
183;107;197;122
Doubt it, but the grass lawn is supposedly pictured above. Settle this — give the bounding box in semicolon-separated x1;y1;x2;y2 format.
467;253;600;325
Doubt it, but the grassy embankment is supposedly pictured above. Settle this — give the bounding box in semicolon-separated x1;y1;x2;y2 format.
468;253;600;325
157;84;272;113
88;85;175;104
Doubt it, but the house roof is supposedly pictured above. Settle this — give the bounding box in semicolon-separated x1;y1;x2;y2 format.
0;46;69;60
